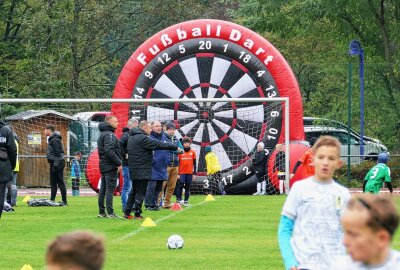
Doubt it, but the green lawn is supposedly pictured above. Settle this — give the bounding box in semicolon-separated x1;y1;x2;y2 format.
1;195;400;270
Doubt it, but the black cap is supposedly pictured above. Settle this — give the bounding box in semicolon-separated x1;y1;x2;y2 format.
165;121;176;130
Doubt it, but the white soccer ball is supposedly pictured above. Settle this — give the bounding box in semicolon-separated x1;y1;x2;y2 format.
167;235;184;249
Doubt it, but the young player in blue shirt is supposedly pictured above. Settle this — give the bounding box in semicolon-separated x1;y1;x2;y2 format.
70;152;82;196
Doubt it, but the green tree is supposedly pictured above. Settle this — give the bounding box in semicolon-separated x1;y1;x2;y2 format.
227;0;400;150
0;0;226;101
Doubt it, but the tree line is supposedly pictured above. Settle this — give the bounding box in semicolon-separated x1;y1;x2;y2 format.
1;0;399;151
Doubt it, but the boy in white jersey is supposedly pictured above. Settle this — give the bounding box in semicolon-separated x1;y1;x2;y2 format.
334;194;400;270
278;136;351;270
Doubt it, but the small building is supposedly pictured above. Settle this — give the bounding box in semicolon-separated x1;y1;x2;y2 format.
6;110;75;187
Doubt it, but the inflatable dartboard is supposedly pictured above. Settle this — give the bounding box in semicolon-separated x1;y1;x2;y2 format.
86;19;305;194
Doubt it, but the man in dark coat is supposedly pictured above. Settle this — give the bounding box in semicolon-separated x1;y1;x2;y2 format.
0;120;17;218
252;142;268;195
97;115;123;218
144;121;170;210
45;124;67;205
124;121;182;220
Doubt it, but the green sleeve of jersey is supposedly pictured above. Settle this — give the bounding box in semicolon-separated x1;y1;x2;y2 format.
364;170;371;181
384;167;391;182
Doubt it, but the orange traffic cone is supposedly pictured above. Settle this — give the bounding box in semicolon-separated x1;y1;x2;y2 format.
171;202;182;211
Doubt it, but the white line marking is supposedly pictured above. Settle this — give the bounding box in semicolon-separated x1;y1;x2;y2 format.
112;200;207;244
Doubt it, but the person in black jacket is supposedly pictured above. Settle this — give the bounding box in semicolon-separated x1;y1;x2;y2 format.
97;116;123;218
252;142;268;195
5;124;18;206
123;121;181;220
0;120;17;218
45;125;67;205
119;118;138;211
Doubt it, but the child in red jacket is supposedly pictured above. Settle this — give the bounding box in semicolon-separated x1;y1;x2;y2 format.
176;137;197;206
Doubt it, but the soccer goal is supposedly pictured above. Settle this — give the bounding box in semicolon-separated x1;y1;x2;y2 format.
0;97;290;195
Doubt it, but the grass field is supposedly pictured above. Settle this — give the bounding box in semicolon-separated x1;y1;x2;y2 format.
1;195;400;270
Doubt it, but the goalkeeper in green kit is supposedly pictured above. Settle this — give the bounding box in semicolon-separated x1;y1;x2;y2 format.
363;153;392;194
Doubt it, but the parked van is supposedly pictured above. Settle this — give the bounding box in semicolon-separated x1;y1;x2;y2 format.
73;111;111;122
303;117;388;164
69;112;111;155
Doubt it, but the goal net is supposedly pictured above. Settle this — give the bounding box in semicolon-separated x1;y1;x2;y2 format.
0;98;290;195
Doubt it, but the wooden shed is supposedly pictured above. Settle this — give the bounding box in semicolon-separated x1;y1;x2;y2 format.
6;110;75;187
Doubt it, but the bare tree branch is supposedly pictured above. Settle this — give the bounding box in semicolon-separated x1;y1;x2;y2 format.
78;19;163;73
339;14;367;44
3;0;17;41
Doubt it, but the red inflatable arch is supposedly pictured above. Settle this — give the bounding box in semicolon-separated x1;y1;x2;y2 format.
86;19;306;193
112;19;304;139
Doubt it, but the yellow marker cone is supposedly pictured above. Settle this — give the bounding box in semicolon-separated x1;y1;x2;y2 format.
22;196;31;203
141;217;156;227
20;264;33;270
204;194;215;201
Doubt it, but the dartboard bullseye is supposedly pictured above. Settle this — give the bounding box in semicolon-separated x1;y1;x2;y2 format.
92;19;306;194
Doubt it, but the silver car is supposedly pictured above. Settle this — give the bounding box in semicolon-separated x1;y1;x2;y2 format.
303;120;388;164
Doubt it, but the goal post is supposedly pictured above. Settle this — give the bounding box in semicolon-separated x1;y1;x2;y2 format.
0;97;290;195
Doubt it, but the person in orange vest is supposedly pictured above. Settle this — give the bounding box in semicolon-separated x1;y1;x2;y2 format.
176;137;196;206
290;137;317;180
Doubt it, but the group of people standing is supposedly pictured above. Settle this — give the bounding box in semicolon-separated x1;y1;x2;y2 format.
97;116;216;220
4;115;222;219
252;141;287;195
252;136;323;196
2;121;79;215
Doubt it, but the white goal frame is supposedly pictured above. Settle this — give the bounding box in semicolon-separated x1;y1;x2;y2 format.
0;97;290;193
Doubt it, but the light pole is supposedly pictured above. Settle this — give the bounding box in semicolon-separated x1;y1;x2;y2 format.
349;40;365;158
347;62;352;181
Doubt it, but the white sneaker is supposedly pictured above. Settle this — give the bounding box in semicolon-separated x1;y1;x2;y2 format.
259;192;266;195
253;192;260;195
